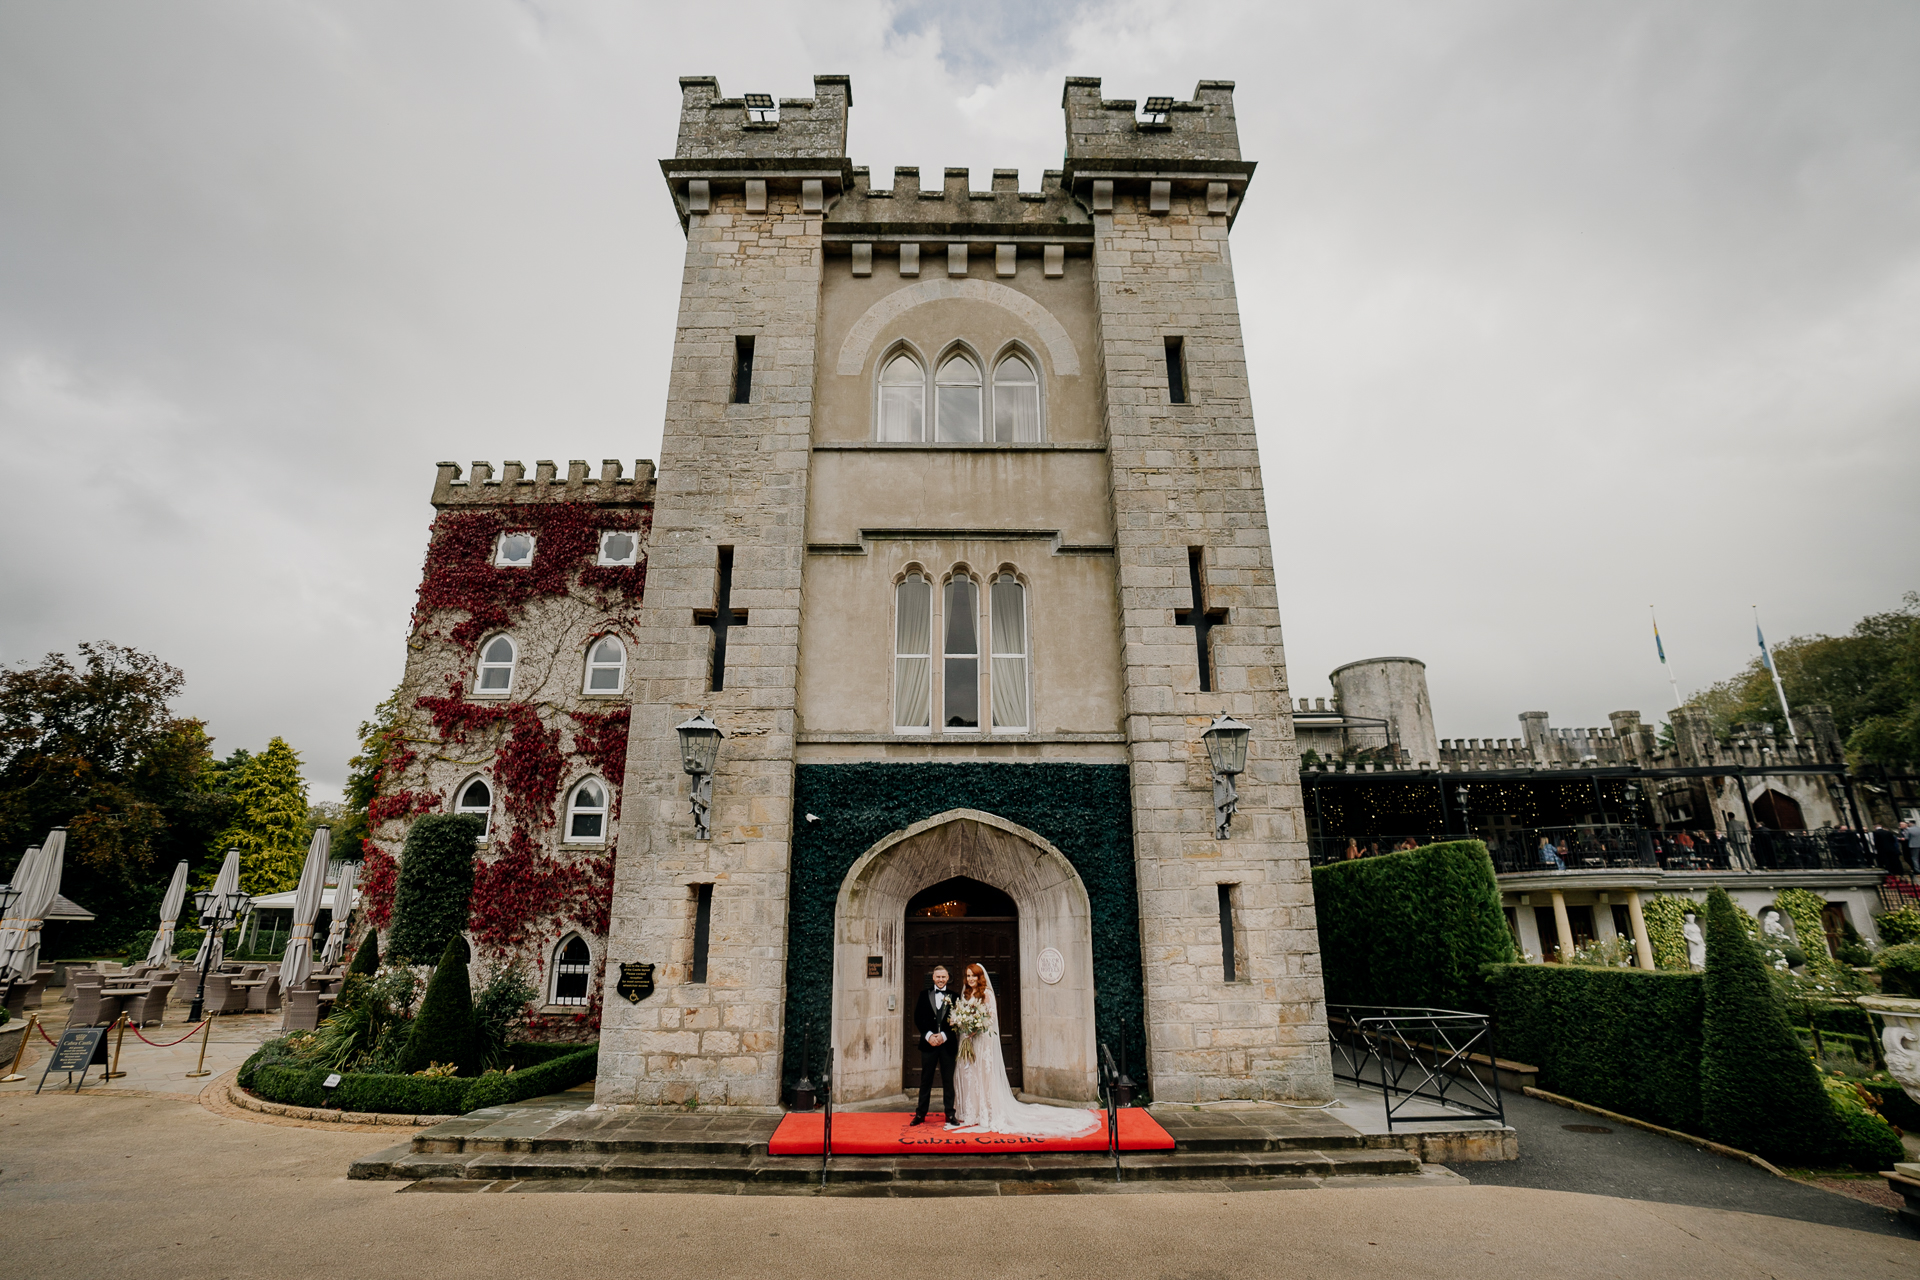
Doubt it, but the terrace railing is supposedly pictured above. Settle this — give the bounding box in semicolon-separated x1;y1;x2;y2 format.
1326;1005;1505;1130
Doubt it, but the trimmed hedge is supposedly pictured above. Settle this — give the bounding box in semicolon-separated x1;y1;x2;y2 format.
387;814;480;964
1313;840;1514;1011
242;1044;597;1115
350;929;380;975
401;936;477;1074
1488;963;1705;1131
1877;942;1920;997
1876;906;1920;946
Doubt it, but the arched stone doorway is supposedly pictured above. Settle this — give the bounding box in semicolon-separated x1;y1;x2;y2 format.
832;809;1098;1104
1753;788;1806;831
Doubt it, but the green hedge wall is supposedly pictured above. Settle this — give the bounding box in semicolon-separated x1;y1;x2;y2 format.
1312;840;1514;1012
388;813;480;964
242;1045;597;1115
1488;963;1705;1131
783;763;1145;1093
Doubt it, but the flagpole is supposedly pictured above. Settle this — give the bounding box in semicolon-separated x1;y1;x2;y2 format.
1651;607;1683;710
1754;606;1798;744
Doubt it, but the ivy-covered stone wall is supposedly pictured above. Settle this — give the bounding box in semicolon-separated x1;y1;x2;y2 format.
781;762;1147;1093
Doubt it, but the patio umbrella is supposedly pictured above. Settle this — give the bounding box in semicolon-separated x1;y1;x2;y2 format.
192;850;241;971
0;842;45;979
0;829;65;978
279;826;330;991
145;861;190;965
317;858;358;969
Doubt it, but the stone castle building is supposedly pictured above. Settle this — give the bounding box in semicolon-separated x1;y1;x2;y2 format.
371;75;1332;1110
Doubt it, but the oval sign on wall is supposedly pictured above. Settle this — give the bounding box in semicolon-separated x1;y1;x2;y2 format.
1037;946;1065;985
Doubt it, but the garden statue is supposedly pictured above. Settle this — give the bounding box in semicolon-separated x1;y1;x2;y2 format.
1761;909;1790;943
1683;912;1705;970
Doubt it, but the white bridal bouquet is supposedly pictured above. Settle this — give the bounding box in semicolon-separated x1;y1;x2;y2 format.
948;996;993;1059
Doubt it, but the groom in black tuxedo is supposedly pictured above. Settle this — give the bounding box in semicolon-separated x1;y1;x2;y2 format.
910;965;959;1126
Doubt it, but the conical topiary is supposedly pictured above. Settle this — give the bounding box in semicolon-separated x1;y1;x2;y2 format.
387;813;480;964
400;934;478;1075
349;928;380;976
1699;887;1837;1162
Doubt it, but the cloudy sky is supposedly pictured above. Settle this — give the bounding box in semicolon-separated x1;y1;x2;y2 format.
4;1;1917;798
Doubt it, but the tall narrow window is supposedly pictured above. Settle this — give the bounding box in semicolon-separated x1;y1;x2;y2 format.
455;777;493;840
935;354;982;442
690;883;714;983
989;575;1028;732
476;635;516;694
893;574;932;731
733;335;755;404
552;935;592;1006
1218;884;1239;982
992;354;1040;442
566;779;608;842
943;576;980;729
879;353;925;441
584;635;626;692
1165;336;1187;404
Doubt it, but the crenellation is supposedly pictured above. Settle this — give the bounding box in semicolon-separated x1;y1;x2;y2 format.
432;458;657;508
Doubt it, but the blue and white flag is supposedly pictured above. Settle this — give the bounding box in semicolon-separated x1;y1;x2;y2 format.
1757;620;1773;671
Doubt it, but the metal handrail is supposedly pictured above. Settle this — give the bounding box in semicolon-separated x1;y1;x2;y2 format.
1098;1042;1122;1183
820;1047;834;1186
1327;1005;1505;1130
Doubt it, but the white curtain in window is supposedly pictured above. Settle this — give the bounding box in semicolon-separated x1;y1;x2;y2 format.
879;354;925;441
992;355;1040;442
894;575;932;730
990;577;1028;731
943;577;980;728
935;355;982;442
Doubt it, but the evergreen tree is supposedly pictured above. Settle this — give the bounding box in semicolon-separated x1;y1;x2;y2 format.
209;737;311;894
401;934;478;1075
349;928;380;975
387;813;481;963
1699;887;1836;1161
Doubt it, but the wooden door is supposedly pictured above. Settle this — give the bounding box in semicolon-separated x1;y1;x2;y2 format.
901;916;1022;1092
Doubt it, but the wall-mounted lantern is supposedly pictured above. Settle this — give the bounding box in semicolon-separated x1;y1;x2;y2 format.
1201;713;1251;839
675;710;724;840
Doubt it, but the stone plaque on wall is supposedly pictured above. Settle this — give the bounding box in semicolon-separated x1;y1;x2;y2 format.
1037;947;1065;985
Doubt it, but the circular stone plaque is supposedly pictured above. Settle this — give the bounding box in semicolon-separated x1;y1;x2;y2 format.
1037;946;1065;985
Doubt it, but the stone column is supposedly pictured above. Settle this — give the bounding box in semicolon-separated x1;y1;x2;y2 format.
1550;890;1574;963
1624;889;1655;970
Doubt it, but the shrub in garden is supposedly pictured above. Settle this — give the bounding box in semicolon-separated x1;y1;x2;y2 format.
349;928;380;975
1876;906;1920;947
386;813;481;964
1700;887;1899;1167
313;964;421;1072
1877;942;1920;997
400;935;478;1075
1639;895;1692;970
473;960;538;1071
1311;840;1514;1011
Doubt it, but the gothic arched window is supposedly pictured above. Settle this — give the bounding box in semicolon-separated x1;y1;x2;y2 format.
935;354;982;442
476;635;516;694
894;573;932;732
566;778;609;842
943;574;980;729
455;777;493;840
551;934;592;1006
990;574;1029;732
878;352;925;442
992;353;1040;442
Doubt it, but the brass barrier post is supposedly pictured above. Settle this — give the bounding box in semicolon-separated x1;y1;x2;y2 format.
185;1017;213;1078
2;1012;37;1082
104;1013;130;1079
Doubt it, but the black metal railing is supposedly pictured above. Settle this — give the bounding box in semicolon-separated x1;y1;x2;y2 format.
1313;824;1895;876
1097;1042;1123;1183
1327;1006;1505;1130
1749;828;1879;871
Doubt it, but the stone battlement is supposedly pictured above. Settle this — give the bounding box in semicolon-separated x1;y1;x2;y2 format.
432;459;656;509
1062;77;1243;165
827;166;1086;238
674;75;850;162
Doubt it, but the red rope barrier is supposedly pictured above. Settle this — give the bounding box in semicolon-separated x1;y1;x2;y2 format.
36;1020;60;1045
132;1020;211;1047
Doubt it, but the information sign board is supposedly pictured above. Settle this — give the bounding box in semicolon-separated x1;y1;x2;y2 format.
36;1026;109;1094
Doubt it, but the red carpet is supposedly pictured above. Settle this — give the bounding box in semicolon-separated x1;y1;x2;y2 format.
769;1109;1174;1156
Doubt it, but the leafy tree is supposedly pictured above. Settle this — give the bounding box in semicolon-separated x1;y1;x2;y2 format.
1685;593;1920;765
387;813;480;964
336;687;405;863
0;643;231;952
208;737;312;895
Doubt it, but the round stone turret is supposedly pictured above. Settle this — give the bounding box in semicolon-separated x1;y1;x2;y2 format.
1329;657;1440;767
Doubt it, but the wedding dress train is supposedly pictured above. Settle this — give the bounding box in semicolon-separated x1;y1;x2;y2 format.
949;982;1101;1138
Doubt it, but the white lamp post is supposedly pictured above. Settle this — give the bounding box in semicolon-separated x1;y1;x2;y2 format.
1201;713;1252;839
675;711;724;841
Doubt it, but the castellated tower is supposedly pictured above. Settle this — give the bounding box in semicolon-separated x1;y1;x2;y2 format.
582;72;1330;1111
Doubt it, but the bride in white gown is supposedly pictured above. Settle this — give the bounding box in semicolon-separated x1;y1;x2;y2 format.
949;963;1102;1138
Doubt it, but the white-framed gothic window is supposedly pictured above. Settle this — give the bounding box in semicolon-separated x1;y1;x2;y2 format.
566;778;609;843
989;574;1029;732
584;635;626;693
495;531;535;567
878;351;926;442
893;572;932;732
935;353;983;443
454;776;493;840
992;353;1041;442
943;574;980;730
476;634;516;694
598;529;639;566
551;933;592;1006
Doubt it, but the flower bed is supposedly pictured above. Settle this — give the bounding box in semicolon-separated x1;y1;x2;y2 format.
238;1041;597;1116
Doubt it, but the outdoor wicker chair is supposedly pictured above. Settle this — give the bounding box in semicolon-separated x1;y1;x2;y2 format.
245;973;282;1014
282;986;323;1032
65;979;106;1027
124;981;173;1026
